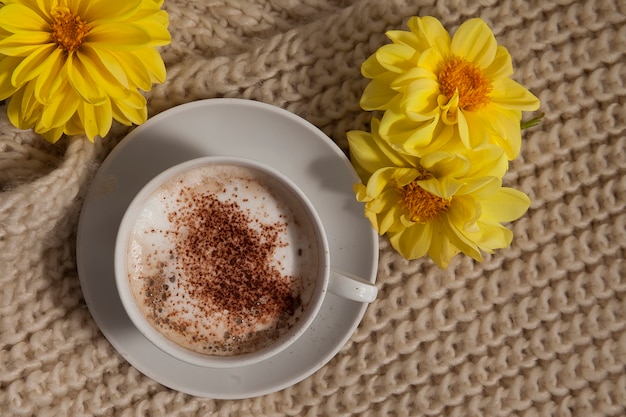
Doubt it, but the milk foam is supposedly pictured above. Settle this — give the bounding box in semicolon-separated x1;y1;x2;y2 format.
127;164;319;356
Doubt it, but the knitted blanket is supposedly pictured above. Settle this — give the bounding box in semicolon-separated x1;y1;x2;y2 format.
2;0;625;415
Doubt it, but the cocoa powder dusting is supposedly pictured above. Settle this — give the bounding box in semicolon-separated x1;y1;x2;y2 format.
146;180;301;353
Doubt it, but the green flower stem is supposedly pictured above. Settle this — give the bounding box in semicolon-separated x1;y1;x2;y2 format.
521;112;545;130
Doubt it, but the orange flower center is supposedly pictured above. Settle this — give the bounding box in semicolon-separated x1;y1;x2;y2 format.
438;56;492;111
401;175;451;224
50;6;90;53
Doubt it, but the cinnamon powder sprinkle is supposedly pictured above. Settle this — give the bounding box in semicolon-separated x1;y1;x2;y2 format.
141;179;302;354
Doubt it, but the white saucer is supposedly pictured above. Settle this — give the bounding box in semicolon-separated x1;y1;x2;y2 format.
76;98;379;399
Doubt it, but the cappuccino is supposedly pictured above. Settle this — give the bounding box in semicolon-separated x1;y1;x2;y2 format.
125;164;319;356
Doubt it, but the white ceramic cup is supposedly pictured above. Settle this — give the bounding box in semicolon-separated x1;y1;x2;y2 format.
114;156;377;368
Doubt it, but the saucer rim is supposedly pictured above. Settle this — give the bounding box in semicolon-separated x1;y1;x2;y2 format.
76;98;378;399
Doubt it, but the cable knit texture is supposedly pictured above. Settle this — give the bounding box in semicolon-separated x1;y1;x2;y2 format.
1;0;626;415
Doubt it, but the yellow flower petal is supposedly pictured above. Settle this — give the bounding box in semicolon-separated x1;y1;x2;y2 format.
460;110;490;146
392;66;436;91
108;50;153;90
365;168;401;198
83;0;141;23
462;145;508;179
38;125;65;143
360;75;399;110
438;90;459;125
416;176;463;200
348;119;417;181
441;212;483;261
0;4;48;33
379;107;440;154
374;191;405;234
363;195;385;214
376;43;417;73
406;16;450;54
64;112;86;136
361;52;388;79
385;30;420;50
420;152;469;179
18;81;40;123
7;83;43;130
491;78;540;111
0;56;22;99
80;44;129;88
450;18;497;69
67;53;107;105
3;0;47;15
426;222;464;268
416;46;444;74
6;86;27;128
128;12;171;47
40;89;79;128
475;105;523;159
111;93;147;125
472;222;513;252
77;99;113;139
75;49;129;98
11;43;56;87
399;75;439;118
484;46;513;80
94;102;113;137
456;108;471;147
354;182;369;202
34;49;67;102
133;47;166;83
0;32;51;56
480;187;531;222
459;176;501;198
120;88;147;109
389;222;432;260
87;23;152;50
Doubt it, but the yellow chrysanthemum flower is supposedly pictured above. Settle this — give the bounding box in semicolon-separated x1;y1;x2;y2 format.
348;118;530;269
360;16;540;159
0;0;171;143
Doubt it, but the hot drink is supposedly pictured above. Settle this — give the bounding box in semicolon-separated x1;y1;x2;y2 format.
124;163;319;356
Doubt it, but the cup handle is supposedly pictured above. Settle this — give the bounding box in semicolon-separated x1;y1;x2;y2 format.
328;268;378;303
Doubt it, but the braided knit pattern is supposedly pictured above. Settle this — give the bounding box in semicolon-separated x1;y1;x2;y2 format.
1;0;625;415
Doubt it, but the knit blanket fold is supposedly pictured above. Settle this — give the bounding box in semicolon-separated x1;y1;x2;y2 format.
1;0;625;416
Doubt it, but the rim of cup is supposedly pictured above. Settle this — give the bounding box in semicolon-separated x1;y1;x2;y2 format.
114;156;330;368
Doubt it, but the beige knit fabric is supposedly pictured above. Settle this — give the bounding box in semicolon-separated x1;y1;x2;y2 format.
1;0;626;415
